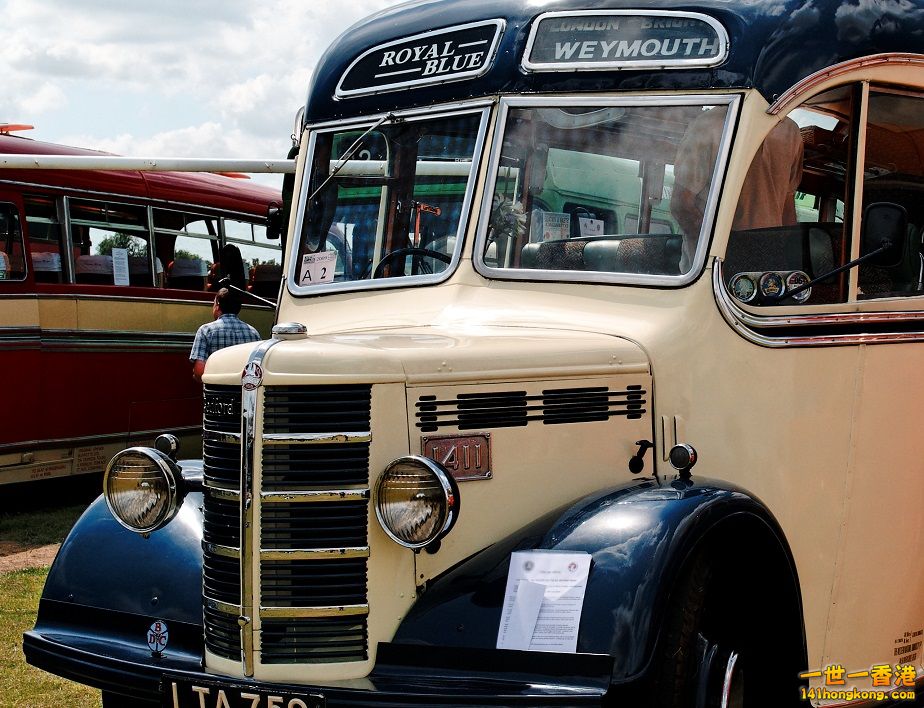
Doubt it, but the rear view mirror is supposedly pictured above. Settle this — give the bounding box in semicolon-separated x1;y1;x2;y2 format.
861;202;907;267
266;205;283;240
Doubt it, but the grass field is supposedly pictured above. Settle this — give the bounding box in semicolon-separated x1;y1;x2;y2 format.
0;567;99;708
0;484;101;708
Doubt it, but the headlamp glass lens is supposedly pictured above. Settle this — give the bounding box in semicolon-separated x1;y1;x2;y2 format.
105;451;172;532
376;458;452;547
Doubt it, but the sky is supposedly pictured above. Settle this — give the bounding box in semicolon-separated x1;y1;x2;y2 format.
0;0;408;189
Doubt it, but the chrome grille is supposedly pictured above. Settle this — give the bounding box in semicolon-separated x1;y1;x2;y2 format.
261;558;367;606
261;500;368;548
202;385;243;663
204;604;241;660
259;385;372;665
260;617;368;664
200;383;373;669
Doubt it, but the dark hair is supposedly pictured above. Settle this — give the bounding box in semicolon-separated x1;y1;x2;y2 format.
215;287;242;315
219;243;247;291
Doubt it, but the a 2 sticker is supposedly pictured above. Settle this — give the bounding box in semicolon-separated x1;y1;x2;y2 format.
300;251;338;285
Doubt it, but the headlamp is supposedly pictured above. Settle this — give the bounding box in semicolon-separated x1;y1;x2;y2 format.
374;455;459;550
104;448;181;533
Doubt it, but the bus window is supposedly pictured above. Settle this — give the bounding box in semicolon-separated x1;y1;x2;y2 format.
24;195;65;283
724;84;924;306
223;217;283;297
70;199;155;286
294;111;482;289
858;89;924;299
154;209;216;291
0;203;25;280
482;101;730;277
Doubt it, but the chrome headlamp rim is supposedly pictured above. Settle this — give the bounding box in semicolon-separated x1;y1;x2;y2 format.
374;455;460;550
103;446;180;534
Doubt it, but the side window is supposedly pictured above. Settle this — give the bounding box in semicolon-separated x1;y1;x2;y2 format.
857;89;924;299
0;203;26;281
725;84;924;307
70;199;156;286
724;85;854;306
223;218;282;299
154;209;217;292
24;195;66;283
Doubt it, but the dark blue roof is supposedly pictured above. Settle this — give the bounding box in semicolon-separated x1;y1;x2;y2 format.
304;0;924;123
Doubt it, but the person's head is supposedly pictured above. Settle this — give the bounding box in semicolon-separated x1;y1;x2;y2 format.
213;287;242;318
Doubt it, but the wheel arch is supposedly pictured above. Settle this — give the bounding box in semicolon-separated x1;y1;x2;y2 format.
393;476;807;686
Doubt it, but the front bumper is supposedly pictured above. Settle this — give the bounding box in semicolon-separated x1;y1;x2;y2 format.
25;627;615;707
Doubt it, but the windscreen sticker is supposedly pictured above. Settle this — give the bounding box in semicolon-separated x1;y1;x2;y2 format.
299;251;337;286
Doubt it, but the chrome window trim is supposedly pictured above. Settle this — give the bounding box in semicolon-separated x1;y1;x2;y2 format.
714;258;924;347
522;10;729;73
472;94;740;287
286;104;491;297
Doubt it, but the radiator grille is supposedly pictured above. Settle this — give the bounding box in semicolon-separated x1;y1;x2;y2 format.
263;385;371;433
261;558;368;606
261;501;368;549
260;617;368;664
202;384;243;664
259;385;372;666
262;444;369;490
203;495;241;548
204;604;240;661
416;385;647;431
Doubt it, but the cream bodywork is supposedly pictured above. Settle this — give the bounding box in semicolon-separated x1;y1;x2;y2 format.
202;69;924;685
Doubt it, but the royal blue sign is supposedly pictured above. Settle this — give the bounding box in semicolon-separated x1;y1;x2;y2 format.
337;20;505;98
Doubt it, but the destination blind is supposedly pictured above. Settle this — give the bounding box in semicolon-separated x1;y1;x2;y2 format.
524;11;728;71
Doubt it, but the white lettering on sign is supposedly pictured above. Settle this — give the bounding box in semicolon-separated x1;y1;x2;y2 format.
299;250;338;286
422;51;485;76
380;41;454;67
553;36;717;61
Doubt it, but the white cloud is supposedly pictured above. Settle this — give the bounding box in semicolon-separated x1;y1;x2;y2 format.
3;0;407;161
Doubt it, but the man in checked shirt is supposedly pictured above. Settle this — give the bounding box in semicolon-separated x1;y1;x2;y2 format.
189;287;260;382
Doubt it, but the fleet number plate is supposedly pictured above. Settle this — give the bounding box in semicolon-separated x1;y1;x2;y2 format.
163;676;325;708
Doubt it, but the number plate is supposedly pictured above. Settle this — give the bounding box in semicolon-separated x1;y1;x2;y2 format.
163;676;325;708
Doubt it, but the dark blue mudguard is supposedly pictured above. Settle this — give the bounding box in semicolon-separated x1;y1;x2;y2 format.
25;471;802;704
392;475;804;684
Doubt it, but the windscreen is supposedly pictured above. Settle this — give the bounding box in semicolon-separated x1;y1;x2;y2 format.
478;100;734;280
293;111;484;291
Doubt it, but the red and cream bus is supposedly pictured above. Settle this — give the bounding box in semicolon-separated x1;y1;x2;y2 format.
0;127;283;485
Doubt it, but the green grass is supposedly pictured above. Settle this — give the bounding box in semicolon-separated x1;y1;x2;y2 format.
0;567;99;707
0;503;89;548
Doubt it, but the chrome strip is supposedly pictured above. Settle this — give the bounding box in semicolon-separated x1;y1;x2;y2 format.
204;543;241;559
260;547;370;561
262;432;371;445
472;94;741;288
259;604;369;620
203;484;241;502
239;337;283;677
205;598;242;616
768;53;924;116
714;258;924;347
204;429;242;444
261;489;370;503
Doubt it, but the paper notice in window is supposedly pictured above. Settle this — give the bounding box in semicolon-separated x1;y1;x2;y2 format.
111;248;130;286
299;251;337;286
578;217;604;237
496;550;592;653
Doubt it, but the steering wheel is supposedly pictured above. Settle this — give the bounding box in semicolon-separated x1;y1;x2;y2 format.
370;247;451;279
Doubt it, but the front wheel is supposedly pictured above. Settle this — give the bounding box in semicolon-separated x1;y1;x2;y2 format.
652;550;787;708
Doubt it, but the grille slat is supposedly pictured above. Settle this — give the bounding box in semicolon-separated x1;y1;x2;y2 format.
260;617;368;664
262;444;369;489
203;495;241;547
416;386;648;431
203;551;241;606
204;605;240;660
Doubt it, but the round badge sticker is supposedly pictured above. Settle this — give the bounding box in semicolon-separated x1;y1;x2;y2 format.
147;620;169;654
242;362;263;391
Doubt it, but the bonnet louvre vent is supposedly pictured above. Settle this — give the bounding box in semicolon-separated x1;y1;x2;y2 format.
416;385;646;432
